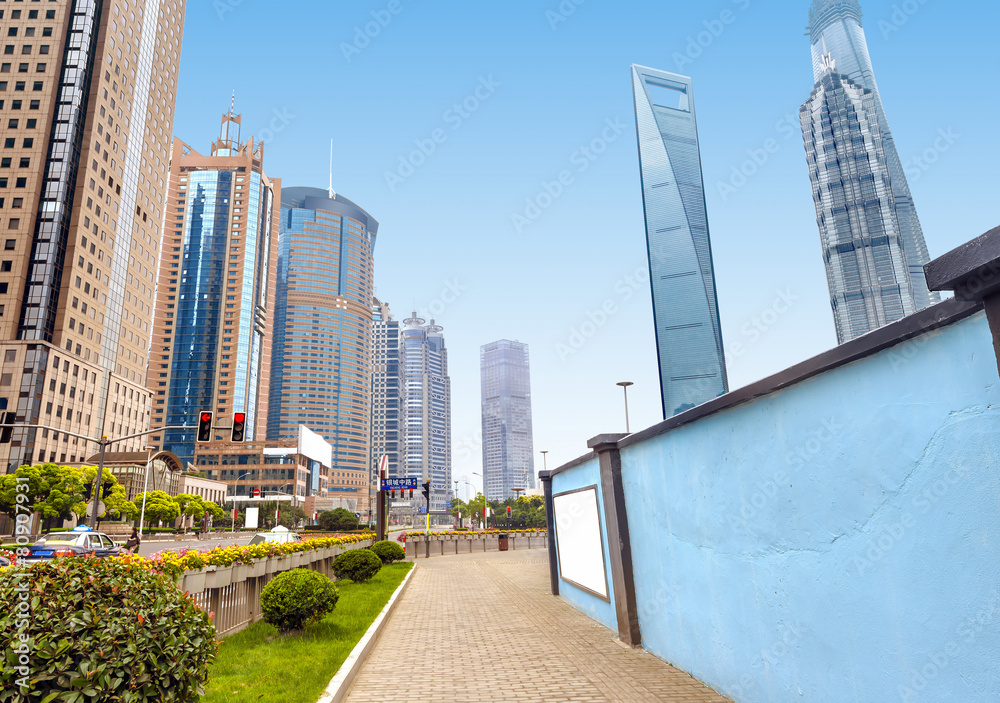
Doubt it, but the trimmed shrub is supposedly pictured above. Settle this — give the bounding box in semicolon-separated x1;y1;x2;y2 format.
260;569;339;632
0;558;216;702
371;540;406;564
332;548;382;583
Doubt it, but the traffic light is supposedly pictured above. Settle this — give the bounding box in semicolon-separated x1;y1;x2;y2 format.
101;481;115;499
197;411;213;442
231;412;246;442
421;481;431;504
83;481;93;500
0;411;15;444
506;506;512;517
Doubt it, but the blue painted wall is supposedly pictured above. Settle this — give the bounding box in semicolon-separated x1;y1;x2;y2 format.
551;457;619;633
618;311;1000;702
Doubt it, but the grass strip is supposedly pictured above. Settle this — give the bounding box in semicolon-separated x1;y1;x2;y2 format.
203;562;413;703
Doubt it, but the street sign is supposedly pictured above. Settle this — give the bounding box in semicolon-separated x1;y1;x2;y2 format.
380;477;418;491
251;488;261;497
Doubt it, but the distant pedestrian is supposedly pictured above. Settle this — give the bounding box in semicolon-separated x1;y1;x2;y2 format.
125;528;141;554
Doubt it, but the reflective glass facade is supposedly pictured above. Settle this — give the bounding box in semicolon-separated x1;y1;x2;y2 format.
401;314;452;514
480;340;534;501
805;0;938;326
370;298;405;498
267;188;376;484
631;65;728;419
150;122;278;467
801;70;915;342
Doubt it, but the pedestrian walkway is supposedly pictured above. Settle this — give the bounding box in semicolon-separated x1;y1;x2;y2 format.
344;550;731;703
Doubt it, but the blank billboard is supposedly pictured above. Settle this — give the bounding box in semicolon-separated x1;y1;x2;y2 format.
553;485;609;601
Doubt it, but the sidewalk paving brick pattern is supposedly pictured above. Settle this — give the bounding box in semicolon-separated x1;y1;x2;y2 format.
344;550;732;703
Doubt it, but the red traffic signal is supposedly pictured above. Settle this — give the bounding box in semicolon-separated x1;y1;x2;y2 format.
231;412;247;442
197;411;213;442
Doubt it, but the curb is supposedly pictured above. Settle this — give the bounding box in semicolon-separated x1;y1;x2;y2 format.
316;565;416;703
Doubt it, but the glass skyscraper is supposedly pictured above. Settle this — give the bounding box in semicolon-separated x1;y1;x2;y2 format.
802;0;938;343
631;65;728;419
149;111;279;466
370;297;405;507
480;340;535;501
267;187;377;484
400;313;451;516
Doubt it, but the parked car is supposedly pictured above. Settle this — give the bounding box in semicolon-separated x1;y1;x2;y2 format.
22;525;123;562
247;525;302;546
0;554;10;568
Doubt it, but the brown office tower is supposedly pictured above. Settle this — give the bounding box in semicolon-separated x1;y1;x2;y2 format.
0;1;186;473
147;110;280;466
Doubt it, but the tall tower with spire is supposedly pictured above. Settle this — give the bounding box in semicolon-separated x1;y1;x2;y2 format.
147;103;281;465
802;0;938;343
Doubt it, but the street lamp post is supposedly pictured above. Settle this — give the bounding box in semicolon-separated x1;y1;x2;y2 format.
617;381;634;434
232;471;251;534
472;471;485;528
137;446;157;539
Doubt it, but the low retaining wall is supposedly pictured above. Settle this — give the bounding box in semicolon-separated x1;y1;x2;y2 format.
179;539;373;638
404;534;546;559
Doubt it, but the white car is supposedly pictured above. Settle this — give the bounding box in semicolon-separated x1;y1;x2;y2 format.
247;525;302;546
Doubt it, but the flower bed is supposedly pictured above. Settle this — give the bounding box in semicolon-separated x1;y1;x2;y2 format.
120;533;375;580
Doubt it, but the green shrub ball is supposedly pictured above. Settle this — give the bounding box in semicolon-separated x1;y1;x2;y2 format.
0;558;217;703
260;569;339;632
371;540;406;564
332;548;383;583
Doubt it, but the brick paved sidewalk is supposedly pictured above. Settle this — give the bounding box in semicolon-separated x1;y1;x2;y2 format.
344;550;731;703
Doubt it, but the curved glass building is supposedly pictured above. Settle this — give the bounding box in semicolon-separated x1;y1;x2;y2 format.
804;0;938;331
631;65;728;419
267;188;377;481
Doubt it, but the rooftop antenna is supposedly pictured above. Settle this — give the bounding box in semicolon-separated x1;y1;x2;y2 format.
328;139;336;199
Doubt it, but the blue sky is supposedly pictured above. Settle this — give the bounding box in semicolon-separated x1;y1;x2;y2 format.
174;0;999;492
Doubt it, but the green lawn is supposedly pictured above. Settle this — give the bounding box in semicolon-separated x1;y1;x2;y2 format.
203;562;413;703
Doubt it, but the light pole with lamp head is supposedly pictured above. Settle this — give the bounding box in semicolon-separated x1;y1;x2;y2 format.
231;471;252;534
472;471;486;529
617;381;634;434
137;446;157;539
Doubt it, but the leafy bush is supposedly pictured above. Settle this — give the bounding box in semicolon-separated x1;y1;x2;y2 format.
260;569;339;632
0;558;216;702
370;540;406;564
332;548;382;583
318;508;359;532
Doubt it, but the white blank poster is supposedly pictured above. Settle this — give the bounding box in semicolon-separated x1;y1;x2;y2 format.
553;487;609;600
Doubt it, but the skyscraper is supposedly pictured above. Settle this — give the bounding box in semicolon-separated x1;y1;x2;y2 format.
147;110;280;465
370;297;405;501
267;188;376;484
631;65;728;419
803;0;938;342
0;1;187;473
480;340;535;501
401;313;451;515
801;65;915;342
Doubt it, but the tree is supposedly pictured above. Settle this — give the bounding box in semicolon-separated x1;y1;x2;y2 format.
134;491;180;528
203;501;226;522
175;493;206;521
318;508;357;531
81;466;136;523
0;464;46;521
33;464;89;529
